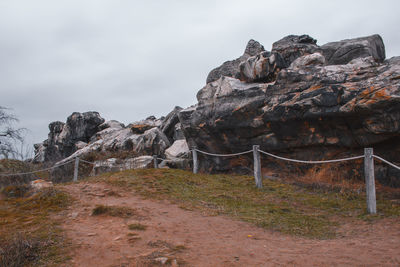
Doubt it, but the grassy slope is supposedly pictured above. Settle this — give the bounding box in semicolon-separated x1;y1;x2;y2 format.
0;188;72;266
92;168;399;239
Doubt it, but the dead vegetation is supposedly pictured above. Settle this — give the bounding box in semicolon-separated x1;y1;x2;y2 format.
92;168;400;239
91;204;137;218
0;185;72;266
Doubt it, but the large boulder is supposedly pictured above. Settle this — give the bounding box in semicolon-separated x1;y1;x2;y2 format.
179;35;400;185
53;127;171;167
160;106;183;142
271;34;319;66
321;34;385;65
238;51;286;83
165;139;190;159
206;39;265;83
129;116;162;134
36;112;105;162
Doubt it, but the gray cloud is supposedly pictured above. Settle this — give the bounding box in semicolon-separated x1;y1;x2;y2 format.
1;0;399;151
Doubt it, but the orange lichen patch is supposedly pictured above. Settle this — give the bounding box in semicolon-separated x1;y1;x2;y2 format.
198;123;205;128
130;124;153;134
307;84;322;92
233;106;242;112
326;137;339;145
214;118;223;124
374;88;391;100
222;133;229;143
286;92;301;105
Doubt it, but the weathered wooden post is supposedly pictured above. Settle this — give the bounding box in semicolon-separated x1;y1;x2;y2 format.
192;148;198;174
253;145;262;188
73;157;79;182
364;148;376;214
153;155;158;169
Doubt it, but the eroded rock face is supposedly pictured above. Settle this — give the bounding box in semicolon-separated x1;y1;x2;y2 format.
271;34;319;66
321;34;385;65
34;112;105;162
239;51;286;83
179;34;399;185
36;111;175;165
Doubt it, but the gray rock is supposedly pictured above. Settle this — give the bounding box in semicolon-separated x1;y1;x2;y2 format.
179;36;400;183
288;52;326;70
54;127;170;167
165;139;190;159
129;116;162;134
159;158;190;170
98;120;125;131
38;112;105;162
239;51;286;83
271;34;319;66
321;34;385;65
90;156;153;176
173;123;185;140
74;141;87;150
160;106;183;142
206;39;265;83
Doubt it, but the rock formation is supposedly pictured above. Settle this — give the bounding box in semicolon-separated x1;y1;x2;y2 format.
34;34;399;186
179;34;399;185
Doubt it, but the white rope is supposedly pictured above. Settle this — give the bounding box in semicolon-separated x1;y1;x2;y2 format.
0;159;75;177
258;149;364;164
194;148;253;157
79;159;96;165
373;155;400;171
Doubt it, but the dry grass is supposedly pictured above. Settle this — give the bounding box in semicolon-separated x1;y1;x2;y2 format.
92;168;400;239
0;233;43;267
91;204;137;218
128;223;147;231
0;187;72;266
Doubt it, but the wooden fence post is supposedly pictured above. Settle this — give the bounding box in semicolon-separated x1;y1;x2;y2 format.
73;157;79;182
192;149;198;174
364;148;376;214
253;145;262;188
153;155;158;169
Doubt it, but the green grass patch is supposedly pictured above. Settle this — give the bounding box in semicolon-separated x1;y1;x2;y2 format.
0;187;72;266
92;169;400;239
128;223;147;231
91;204;136;218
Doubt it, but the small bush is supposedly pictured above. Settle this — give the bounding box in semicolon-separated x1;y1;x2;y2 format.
1;184;31;198
128;223;147;231
91;205;136;218
0;234;42;267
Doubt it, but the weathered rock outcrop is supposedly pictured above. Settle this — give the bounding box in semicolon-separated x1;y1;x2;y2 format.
179;34;399;185
34;112;104;162
320;34;385;65
34;34;399;186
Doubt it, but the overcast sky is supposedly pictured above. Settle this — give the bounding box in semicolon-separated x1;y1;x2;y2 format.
1;0;400;152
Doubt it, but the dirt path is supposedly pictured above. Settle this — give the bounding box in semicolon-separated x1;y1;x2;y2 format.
58;182;400;266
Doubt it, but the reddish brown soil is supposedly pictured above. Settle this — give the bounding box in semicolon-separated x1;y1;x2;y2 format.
58;182;400;267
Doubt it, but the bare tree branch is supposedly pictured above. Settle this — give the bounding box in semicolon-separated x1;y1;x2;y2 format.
0;106;28;159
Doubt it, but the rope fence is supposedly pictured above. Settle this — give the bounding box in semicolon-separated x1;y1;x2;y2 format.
190;146;400;214
1;145;399;214
0;158;76;177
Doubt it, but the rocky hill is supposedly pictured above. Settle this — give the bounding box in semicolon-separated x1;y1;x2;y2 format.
33;34;400;185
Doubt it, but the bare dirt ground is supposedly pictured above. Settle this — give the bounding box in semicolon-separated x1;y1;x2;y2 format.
58;182;400;267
